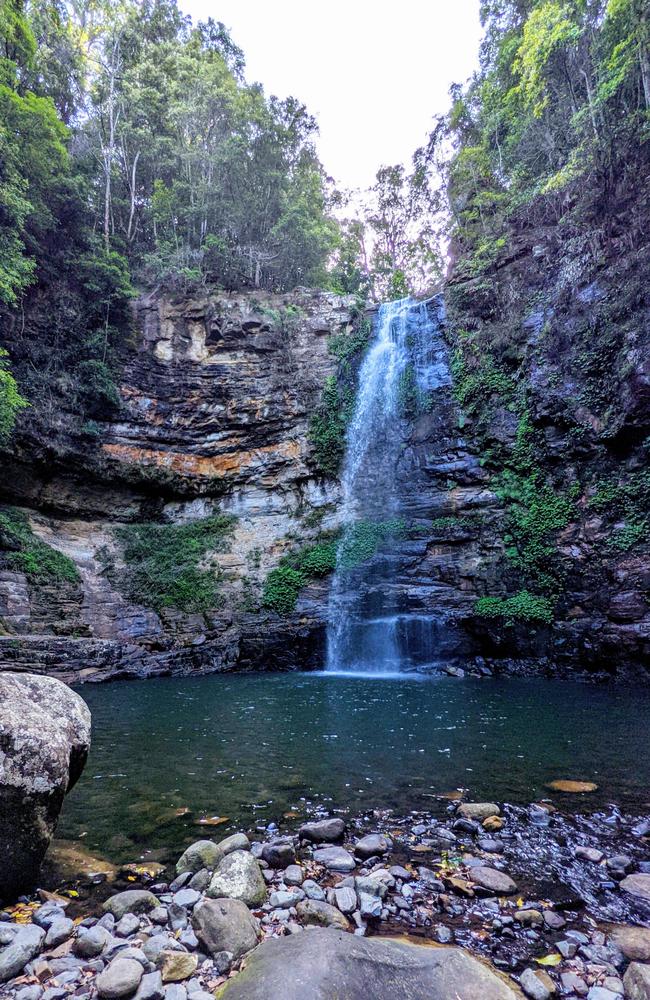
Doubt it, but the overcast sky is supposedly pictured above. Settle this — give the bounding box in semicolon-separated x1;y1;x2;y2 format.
181;0;483;192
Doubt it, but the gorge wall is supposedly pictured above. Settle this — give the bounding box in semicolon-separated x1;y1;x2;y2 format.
0;254;648;681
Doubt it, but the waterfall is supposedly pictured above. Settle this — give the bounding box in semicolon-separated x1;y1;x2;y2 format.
326;296;448;674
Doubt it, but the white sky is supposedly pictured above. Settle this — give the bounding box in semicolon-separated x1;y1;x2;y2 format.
181;0;483;192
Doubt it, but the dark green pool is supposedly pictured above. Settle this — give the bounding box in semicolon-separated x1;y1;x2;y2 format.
59;673;650;865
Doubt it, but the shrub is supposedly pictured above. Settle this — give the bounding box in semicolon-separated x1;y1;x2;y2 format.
114;515;236;614
0;507;79;583
475;591;554;625
0;349;28;443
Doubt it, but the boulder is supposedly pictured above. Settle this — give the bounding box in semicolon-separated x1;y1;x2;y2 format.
608;924;650;961
0;673;91;899
298;818;345;843
354;834;390;860
261;839;295;868
207;850;266;907
213;928;524;999
620;874;650;904
192;898;259;960
156;950;198;983
96;957;144;998
624;963;650;1000
176;833;250;876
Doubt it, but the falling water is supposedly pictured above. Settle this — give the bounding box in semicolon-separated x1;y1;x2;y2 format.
326;296;449;673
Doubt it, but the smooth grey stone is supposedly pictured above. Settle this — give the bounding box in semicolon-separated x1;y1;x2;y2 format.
359;892;382;919
96;957;144;998
389;866;412;881
172;889;200;909
187;869;211;893
334;886;357;914
142;936;186;963
150;907;169;925
298;819;345;843
134;971;164;1000
98;913;116;931
45;916;75;948
178;928;199;951
313;847;355;872
169;873;192;892
0;925;46;983
104;891;159;920
164;986;186;1000
261;840;295;868
354;835;390;860
213;950;233;975
295;899;350;930
33;904;66;930
16;987;44;1000
0;925;19;946
116;913;141;937
168;903;189;932
301;879;326;901
520;967;553;1000
269;889;304;909
283;865;303;886
192;899;259;961
43;989;68;1000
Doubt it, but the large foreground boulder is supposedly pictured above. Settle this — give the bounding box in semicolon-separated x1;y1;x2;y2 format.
0;672;91;900
215;928;524;1000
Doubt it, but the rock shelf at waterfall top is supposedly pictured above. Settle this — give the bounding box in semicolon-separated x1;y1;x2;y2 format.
3;799;650;999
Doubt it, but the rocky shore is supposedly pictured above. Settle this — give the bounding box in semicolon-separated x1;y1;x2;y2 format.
2;796;650;999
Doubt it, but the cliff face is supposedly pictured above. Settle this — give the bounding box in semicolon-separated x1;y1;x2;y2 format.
0;256;648;681
0;289;354;680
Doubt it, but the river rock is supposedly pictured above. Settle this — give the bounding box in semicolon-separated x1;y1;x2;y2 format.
0;673;91;899
354;834;389;859
608;924;650;961
207;850;266;907
620;873;650;903
470;866;518;894
261;840;295;868
519;967;554;1000
133;971;164;1000
176;841;222;875
624;963;650;1000
284;865;303;886
333;886;357;914
103;890;159;919
458;803;501;821
44;916;74;947
156;951;198;983
74;925;111;957
0;924;45;982
298;818;345;843
213;927;524;999
295;900;351;930
192;898;259;960
313;846;355;872
96;958;144;998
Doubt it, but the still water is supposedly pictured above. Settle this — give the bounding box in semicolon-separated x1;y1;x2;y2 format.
59;673;650;864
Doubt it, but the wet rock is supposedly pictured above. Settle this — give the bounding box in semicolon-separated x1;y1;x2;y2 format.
458;803;500;821
354;834;389;860
561;972;587;996
156;951;198;983
470;866;517;894
298;818;345;843
0;924;45;982
104;891;159;920
620;873;650;903
207;850;266;907
192;898;259;961
542;910;565;930
212;927;524;999
546;780;598;793
478;838;505;853
624;962;650;1000
483;816;505;832
261;840;295;868
520;967;554;1000
608;924;650;961
295;900;351;930
313;846;356;872
0;673;91;899
96;958;144;998
514;910;543;927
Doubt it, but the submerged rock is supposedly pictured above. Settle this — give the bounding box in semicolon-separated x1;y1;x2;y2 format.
213;928;524;999
0;672;91;900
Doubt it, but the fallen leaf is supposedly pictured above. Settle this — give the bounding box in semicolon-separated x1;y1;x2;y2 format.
535;954;562;966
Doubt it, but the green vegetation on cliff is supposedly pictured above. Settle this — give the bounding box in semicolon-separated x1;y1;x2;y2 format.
114;515;236;615
0;506;79;583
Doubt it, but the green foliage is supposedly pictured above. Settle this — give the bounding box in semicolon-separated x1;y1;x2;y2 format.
262;536;338;614
397;363;432;418
114;515;236;614
338;519;406;569
0;348;28;442
475;591;555;625
309;376;355;478
0;505;79;583
451;348;516;416
328;317;372;367
589;470;649;551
